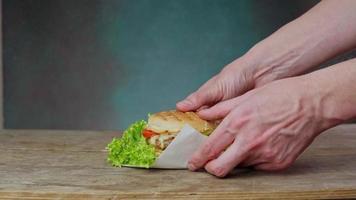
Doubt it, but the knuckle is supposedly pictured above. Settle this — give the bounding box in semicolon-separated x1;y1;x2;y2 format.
193;91;203;100
211;74;221;82
189;153;202;164
225;120;242;135
226;111;250;130
222;126;237;141
219;66;230;74
201;141;219;160
187;92;199;103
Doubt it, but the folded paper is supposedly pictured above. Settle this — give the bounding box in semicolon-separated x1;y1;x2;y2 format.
124;124;207;169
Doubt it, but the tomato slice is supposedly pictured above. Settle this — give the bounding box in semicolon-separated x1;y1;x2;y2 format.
142;130;158;138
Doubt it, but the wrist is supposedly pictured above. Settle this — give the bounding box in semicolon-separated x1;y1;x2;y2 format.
302;62;356;130
242;39;304;88
300;75;343;132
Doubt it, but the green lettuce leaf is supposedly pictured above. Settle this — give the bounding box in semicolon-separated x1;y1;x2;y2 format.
106;120;157;168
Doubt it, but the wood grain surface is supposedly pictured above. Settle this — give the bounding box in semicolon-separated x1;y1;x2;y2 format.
0;0;3;129
1;125;356;199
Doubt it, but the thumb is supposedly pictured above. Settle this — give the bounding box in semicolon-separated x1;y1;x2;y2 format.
197;97;241;121
176;76;222;112
176;90;216;112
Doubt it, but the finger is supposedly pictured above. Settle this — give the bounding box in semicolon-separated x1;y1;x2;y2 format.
188;114;237;171
176;76;221;112
176;92;201;112
204;138;250;177
197;97;241;121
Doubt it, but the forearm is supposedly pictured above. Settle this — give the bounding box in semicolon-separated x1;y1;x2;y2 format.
244;0;356;86
305;58;356;129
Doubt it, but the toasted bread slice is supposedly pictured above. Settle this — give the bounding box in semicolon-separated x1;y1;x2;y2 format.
146;110;216;135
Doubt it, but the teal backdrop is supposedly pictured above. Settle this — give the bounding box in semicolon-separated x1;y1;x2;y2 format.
4;0;322;130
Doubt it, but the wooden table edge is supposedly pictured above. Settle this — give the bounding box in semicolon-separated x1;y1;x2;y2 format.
1;189;356;199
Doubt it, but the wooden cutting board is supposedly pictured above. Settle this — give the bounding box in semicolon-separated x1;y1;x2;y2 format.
1;125;356;199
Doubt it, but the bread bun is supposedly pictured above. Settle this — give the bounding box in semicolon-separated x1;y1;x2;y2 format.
146;110;216;135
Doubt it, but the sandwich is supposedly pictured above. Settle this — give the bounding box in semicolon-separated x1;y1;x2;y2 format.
107;110;217;168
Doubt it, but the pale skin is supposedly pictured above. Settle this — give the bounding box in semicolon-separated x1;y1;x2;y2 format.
176;0;356;177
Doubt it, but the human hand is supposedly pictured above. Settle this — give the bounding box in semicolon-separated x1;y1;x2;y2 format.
187;76;341;177
177;0;356;117
176;57;256;117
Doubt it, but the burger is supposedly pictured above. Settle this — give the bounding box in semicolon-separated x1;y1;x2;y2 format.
107;110;216;168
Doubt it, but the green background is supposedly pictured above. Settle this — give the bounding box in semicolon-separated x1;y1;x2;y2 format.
3;0;321;130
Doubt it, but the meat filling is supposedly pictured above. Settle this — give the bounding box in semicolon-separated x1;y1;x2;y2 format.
148;133;177;151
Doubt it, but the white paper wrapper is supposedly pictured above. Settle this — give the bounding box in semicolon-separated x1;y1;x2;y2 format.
123;124;207;169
